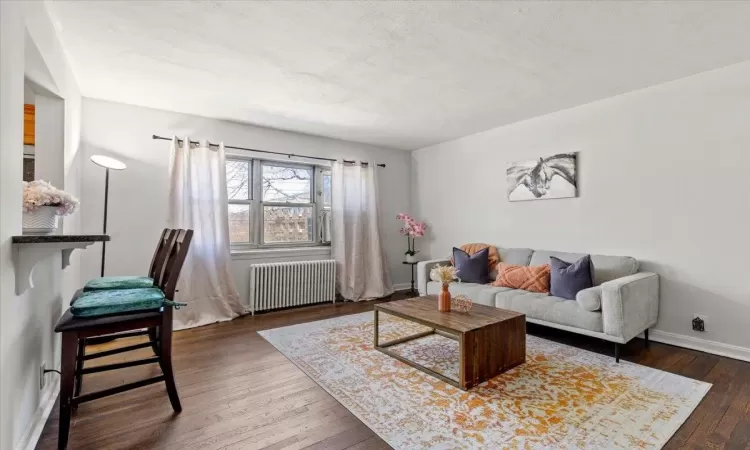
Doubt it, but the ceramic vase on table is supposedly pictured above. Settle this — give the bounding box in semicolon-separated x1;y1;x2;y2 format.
439;283;451;312
405;254;417;263
22;206;59;234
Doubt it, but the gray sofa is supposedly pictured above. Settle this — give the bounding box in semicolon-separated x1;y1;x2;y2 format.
417;247;659;361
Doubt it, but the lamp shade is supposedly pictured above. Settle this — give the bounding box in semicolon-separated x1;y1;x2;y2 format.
90;155;126;170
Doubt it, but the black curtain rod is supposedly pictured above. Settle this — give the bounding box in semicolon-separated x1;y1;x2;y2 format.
152;135;385;167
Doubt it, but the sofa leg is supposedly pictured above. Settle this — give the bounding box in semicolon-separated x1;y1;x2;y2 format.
644;329;649;348
614;343;620;363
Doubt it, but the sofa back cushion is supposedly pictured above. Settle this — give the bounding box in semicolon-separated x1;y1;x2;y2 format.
487;247;534;280
498;247;534;266
529;250;638;285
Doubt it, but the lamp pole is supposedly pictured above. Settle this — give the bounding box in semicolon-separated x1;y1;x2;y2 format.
90;155;126;278
100;168;110;276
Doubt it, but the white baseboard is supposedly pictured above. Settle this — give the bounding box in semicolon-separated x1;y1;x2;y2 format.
16;377;59;450
648;329;750;363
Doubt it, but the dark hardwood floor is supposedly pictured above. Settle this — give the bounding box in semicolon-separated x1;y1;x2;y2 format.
37;293;750;449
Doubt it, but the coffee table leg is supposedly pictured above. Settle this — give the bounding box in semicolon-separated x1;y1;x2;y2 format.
458;333;466;390
373;309;379;347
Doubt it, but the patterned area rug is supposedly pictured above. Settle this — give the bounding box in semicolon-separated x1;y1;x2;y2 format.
259;312;710;449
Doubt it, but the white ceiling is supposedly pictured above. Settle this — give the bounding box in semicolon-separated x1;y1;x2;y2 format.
47;1;750;150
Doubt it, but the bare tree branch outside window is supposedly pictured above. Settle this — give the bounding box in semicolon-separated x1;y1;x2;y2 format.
262;165;311;203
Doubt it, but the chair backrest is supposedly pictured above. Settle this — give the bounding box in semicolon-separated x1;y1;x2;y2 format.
159;229;194;300
148;228;174;279
150;229;179;286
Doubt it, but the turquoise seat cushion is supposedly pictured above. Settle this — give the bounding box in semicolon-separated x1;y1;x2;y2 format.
71;288;166;317
84;276;154;291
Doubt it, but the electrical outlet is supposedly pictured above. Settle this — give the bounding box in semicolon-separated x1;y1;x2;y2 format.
692;314;707;332
40;361;46;390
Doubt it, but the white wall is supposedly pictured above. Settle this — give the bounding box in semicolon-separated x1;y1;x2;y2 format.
23;1;84;304
412;61;750;353
34;95;65;188
0;4;30;448
0;3;82;449
79;98;412;302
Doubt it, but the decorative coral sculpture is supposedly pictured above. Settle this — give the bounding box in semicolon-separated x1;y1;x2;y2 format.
451;294;473;313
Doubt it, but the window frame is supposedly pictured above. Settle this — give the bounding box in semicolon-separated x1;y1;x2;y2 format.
226;156;253;246
227;156;330;251
259;160;316;247
319;167;332;211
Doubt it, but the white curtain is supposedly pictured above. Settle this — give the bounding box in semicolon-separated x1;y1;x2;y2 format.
331;161;393;301
168;137;246;329
319;209;332;244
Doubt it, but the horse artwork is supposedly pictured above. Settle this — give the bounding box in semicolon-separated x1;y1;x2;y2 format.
506;153;578;201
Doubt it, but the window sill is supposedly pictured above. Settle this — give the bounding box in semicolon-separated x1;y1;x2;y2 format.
231;246;332;261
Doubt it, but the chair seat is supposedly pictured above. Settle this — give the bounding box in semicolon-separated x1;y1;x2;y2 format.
70;288;166;318
84;276;154;291
55;308;162;332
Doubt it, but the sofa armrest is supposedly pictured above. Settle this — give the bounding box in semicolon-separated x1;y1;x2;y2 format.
601;272;659;343
416;258;450;295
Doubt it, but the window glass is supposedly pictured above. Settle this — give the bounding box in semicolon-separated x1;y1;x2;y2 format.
228;204;251;243
262;164;311;203
226;160;250;200
263;206;313;243
322;171;332;209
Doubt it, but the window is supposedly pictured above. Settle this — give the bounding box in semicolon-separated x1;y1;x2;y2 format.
226;159;252;244
319;168;332;244
226;157;331;248
321;169;331;209
262;163;313;244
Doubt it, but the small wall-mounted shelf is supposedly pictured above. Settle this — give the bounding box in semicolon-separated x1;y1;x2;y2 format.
12;234;109;295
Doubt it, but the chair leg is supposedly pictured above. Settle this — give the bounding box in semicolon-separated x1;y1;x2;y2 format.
644;329;649;348
614;343;621;363
59;332;78;449
74;338;86;397
158;308;182;413
148;327;160;355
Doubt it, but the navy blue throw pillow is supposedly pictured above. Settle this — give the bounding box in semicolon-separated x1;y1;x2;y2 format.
452;247;490;284
549;255;594;300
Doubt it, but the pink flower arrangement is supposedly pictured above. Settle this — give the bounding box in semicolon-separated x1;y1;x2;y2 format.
397;213;427;257
23;180;80;216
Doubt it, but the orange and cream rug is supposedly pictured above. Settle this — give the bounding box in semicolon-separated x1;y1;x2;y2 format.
259;312;710;449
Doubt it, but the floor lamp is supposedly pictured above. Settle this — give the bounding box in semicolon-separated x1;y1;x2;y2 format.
90;155;126;277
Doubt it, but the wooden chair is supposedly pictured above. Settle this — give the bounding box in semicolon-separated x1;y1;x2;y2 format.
79;227;176;293
54;229;193;450
72;229;179;397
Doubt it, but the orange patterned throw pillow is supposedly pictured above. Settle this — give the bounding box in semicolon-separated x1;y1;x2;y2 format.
492;263;551;294
450;243;501;272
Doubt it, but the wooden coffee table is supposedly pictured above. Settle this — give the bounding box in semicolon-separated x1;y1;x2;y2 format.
374;296;526;390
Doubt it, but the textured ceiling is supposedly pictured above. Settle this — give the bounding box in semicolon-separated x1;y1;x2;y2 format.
47;1;750;150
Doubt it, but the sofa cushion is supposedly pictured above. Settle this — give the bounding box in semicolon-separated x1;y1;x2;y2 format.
84;276;154;291
450;243;501;272
576;286;603;312
530;250;638;285
453;247;490;284
71;288;166;318
494;290;603;333
549;255;593;300
426;281;513;307
498;247;534;266
492;263;550;293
